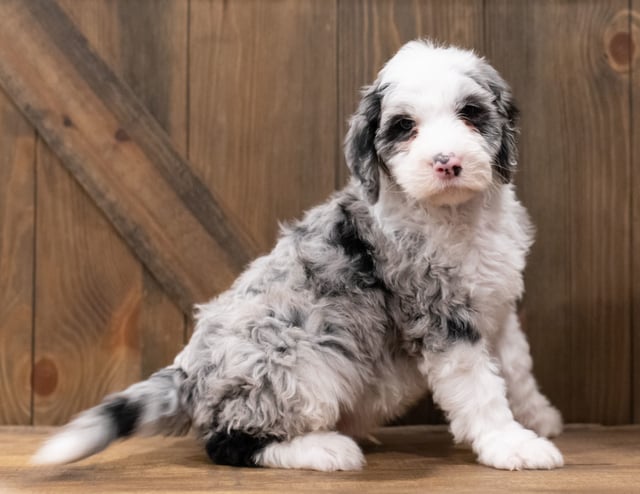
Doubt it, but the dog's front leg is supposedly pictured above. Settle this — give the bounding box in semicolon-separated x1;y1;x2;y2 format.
420;340;564;470
494;311;563;438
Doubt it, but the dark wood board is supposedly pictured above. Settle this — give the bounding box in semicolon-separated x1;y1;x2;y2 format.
630;3;640;423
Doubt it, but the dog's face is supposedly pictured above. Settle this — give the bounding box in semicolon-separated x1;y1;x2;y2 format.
346;41;519;207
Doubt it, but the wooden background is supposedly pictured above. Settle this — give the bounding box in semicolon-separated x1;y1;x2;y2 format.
0;0;637;427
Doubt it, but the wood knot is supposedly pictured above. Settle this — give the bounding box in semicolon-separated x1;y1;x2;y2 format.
33;357;58;397
604;10;639;73
608;32;633;67
115;128;130;142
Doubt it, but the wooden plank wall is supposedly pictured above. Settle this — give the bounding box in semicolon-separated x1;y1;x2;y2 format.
632;3;640;424
487;0;632;425
31;0;189;425
0;0;636;426
0;91;35;424
189;0;338;253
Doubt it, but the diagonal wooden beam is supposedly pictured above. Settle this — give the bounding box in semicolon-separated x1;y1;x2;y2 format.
0;0;260;312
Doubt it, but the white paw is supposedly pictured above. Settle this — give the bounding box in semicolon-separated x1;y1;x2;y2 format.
255;432;365;471
519;406;563;438
476;427;564;470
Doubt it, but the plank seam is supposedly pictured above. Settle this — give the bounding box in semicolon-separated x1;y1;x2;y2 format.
482;0;487;54
29;133;38;426
628;0;635;423
185;0;192;344
335;0;342;191
186;0;192;171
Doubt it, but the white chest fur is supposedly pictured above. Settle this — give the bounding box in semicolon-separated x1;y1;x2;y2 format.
376;184;533;336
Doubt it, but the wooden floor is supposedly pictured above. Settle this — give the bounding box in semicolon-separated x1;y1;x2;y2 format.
1;425;639;493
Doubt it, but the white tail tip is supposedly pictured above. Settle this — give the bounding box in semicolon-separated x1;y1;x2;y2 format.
31;416;114;465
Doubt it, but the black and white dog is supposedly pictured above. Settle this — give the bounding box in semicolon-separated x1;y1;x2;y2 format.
34;40;563;471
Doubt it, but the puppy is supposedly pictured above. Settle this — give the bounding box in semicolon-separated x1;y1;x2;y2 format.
33;40;564;472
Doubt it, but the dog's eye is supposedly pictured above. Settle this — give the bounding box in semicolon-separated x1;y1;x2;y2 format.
397;118;415;131
384;116;417;143
459;104;484;121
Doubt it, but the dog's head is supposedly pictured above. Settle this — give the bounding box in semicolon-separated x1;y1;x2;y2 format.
345;40;519;206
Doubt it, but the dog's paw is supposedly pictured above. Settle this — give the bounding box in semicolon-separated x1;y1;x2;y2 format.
255;432;366;471
519;405;563;438
476;427;564;470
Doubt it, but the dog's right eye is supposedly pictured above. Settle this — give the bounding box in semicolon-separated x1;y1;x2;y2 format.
383;116;417;143
396;118;415;131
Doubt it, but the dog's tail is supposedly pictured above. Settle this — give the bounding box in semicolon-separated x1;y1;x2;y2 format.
31;366;191;465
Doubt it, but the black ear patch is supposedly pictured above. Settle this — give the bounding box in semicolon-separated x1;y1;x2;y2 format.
494;96;520;183
344;84;386;203
485;77;520;183
471;66;520;183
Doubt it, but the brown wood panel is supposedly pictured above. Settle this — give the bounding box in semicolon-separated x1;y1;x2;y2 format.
337;0;485;186
631;5;640;423
138;275;184;378
0;92;35;424
0;0;633;427
34;141;142;424
0;0;258;315
59;0;188;380
189;0;338;252
338;0;483;424
485;0;631;424
30;0;188;425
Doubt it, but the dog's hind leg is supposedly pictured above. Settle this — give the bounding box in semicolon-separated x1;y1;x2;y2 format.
494;311;563;438
251;431;365;471
421;340;563;470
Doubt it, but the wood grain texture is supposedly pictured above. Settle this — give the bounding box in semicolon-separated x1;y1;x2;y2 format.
485;0;632;424
0;0;258;313
338;0;483;424
3;425;640;493
60;0;188;378
631;4;640;423
34;137;143;424
189;0;338;251
0;0;636;428
62;0;186;396
0;91;35;424
30;0;189;425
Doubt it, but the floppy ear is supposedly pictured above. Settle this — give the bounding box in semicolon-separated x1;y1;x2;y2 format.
472;62;520;183
491;81;520;183
344;84;384;203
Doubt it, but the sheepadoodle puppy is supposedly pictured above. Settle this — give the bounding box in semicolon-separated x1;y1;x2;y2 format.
33;40;564;472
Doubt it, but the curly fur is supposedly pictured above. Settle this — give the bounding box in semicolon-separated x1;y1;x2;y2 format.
33;40;563;472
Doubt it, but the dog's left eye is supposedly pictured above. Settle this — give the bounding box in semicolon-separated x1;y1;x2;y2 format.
459;104;485;121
